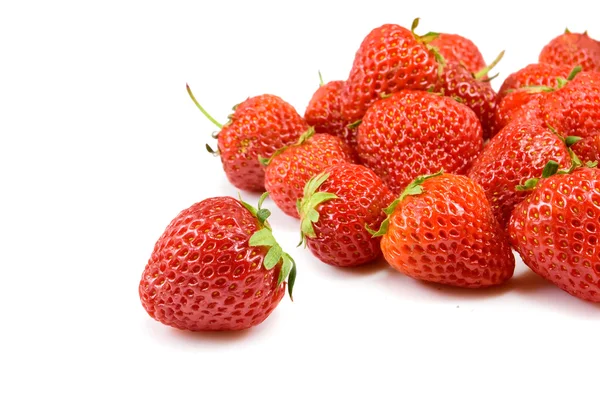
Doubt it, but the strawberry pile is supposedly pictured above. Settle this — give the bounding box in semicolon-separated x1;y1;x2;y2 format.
140;20;600;332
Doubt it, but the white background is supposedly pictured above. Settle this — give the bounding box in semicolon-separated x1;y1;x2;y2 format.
1;1;599;400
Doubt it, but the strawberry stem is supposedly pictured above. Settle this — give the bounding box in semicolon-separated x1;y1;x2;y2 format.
318;71;324;87
186;84;223;129
474;50;505;80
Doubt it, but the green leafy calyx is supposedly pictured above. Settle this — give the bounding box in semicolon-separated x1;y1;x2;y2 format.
368;170;444;238
474;50;505;80
297;172;338;247
242;192;297;300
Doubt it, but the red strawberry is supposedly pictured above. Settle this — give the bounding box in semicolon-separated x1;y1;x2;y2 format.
373;172;515;288
304;77;358;151
468;121;572;228
429;33;486;74
571;134;600;164
298;164;395;267
263;128;355;218
356;90;483;194
539;30;600;72
509;164;600;302
497;63;572;100
139;194;296;331
187;85;308;192
340;18;442;123
436;52;503;139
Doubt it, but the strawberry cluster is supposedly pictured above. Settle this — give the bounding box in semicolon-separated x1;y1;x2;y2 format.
140;20;600;332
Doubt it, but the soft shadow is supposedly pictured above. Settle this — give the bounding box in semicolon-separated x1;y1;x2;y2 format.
333;255;389;276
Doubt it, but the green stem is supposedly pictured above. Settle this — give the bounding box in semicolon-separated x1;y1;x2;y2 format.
474;50;505;80
186;84;223;129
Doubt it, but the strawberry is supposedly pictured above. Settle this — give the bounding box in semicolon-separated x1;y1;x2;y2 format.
298;164;395;267
509;164;600;302
340;18;442;123
571;134;600;164
429;33;486;74
263;127;355;218
139;194;296;331
304;76;358;151
539;30;600;72
497;63;572;100
356;90;483;194
435;52;503;139
187;85;308;192
371;172;515;288
468;121;572;228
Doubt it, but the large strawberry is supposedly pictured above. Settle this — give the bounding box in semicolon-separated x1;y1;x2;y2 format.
509;163;600;302
371;172;515;288
340;18;442;123
304;76;358;151
539;30;600;72
298;164;395;267
139;194;296;331
356;90;483;194
187;85;308;192
468;121;572;228
429;33;486;74
263;127;355;218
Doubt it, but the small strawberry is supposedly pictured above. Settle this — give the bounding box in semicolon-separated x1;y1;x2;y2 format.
263;127;355;218
187;85;308;192
298;164;395;267
304;75;358;151
371;172;515;288
139;194;296;331
340;18;442;123
435;51;503;139
539;29;600;72
356;90;483;194
429;33;486;74
571;133;600;164
497;63;572;100
468;121;573;228
509;163;600;302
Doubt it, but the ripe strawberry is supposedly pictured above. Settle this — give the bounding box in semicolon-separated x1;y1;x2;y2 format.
356;90;483;194
263;127;355;218
187;85;308;192
468;121;572;228
298;164;395;267
571;134;600;164
372;172;515;288
436;54;502;139
497;63;572;100
139;194;296;331
509;164;600;302
429;33;486;74
304;77;358;151
340;18;442;123
539;30;600;72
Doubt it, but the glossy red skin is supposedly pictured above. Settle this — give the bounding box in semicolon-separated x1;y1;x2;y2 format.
497;63;571;100
304;81;358;151
437;62;497;139
139;197;285;331
306;164;395;267
539;32;600;72
468;121;571;228
571;134;600;164
430;33;486;74
491;90;542;136
356;90;483;194
264;134;355;218
381;174;515;288
340;24;439;123
217;95;308;192
509;168;600;302
551;79;600;139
